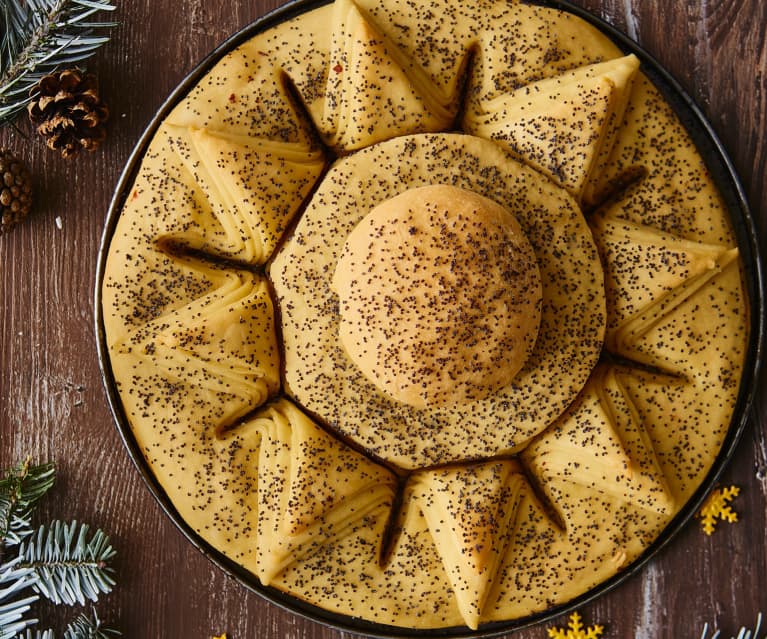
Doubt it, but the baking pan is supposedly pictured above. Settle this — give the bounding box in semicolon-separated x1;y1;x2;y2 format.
95;1;765;636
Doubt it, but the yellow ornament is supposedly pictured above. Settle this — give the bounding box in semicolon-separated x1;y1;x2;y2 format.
698;485;740;535
547;612;604;639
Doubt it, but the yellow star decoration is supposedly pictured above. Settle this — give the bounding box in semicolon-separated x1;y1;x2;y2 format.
698;485;740;535
212;634;227;639
547;612;604;639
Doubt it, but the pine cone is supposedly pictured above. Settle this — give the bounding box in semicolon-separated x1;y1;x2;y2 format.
27;69;109;158
0;150;33;235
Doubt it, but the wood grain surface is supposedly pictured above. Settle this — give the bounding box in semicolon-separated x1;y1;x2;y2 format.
1;1;765;637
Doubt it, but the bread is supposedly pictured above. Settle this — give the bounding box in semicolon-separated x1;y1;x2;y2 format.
332;183;542;408
101;0;750;631
272;132;605;469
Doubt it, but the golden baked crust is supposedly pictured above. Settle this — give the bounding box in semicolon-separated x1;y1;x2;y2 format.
464;54;641;201
411;461;527;628
272;133;605;468
101;0;750;631
332;184;542;409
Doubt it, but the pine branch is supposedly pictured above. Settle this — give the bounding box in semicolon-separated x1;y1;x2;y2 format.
700;613;765;639
0;0;117;124
18;521;116;607
0;557;39;639
1;462;120;638
20;609;121;639
63;610;120;639
0;460;55;554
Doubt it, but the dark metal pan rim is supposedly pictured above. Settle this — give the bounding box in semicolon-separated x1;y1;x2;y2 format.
94;1;765;637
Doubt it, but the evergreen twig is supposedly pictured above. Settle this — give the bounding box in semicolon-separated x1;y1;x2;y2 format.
62;609;120;639
19;521;116;606
0;459;55;553
1;459;119;638
20;608;121;639
700;613;765;639
0;0;117;124
0;557;39;638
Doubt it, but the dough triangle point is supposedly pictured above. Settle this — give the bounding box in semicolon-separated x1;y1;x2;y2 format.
256;400;396;585
523;366;675;516
467;54;640;199
590;210;739;361
164;124;324;263
121;267;280;407
322;0;456;150
413;461;525;629
187;128;324;263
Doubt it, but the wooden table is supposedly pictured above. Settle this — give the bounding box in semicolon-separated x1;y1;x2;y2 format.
1;1;764;637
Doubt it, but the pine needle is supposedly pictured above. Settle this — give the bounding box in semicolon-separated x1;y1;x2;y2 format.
0;557;39;639
1;461;120;637
15;609;120;639
18;630;54;639
63;609;121;639
700;613;765;639
0;459;55;550
18;521;116;606
0;0;116;124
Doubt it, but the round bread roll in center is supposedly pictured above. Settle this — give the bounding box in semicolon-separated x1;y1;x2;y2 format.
332;184;542;409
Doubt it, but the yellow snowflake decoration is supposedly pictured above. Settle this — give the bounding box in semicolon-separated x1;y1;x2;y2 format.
698;485;740;535
547;612;604;639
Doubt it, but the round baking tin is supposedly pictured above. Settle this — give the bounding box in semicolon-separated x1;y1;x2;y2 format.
95;1;765;636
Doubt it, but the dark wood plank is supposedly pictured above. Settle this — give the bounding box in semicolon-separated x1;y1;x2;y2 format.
1;1;764;637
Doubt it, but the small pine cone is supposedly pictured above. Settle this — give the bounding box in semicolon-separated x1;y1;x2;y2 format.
0;150;33;235
27;69;109;158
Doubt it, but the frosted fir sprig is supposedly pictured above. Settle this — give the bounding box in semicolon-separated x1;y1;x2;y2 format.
0;459;119;639
19;521;116;606
0;558;39;638
0;460;55;549
17;609;119;639
0;0;116;124
699;613;765;639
